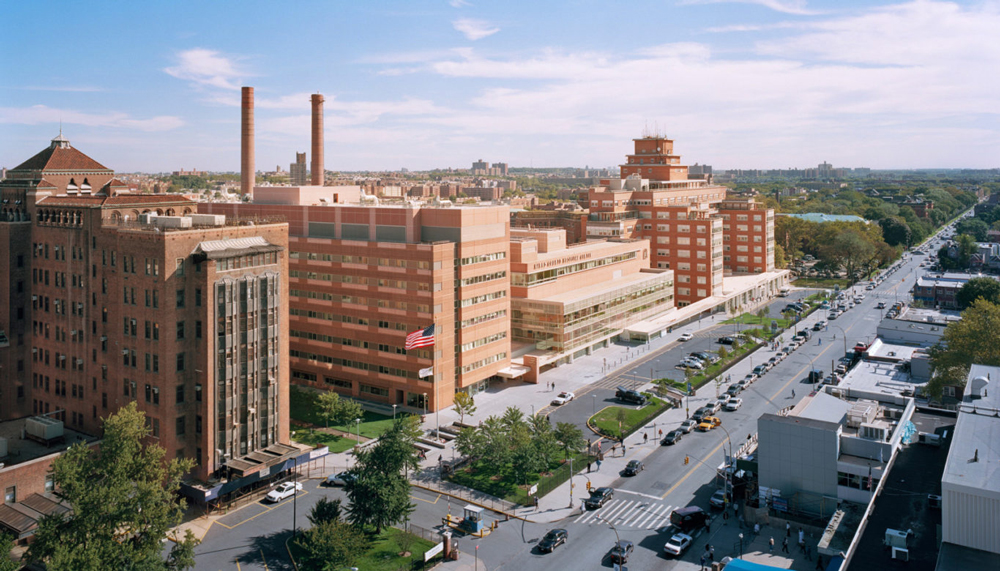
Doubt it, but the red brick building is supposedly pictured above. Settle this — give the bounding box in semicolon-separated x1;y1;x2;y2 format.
204;189;512;411
0;135;295;495
587;137;774;306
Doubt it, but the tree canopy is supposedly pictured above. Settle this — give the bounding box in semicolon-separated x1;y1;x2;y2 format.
27;402;198;571
316;390;364;428
344;417;419;533
931;299;1000;372
956;277;1000;309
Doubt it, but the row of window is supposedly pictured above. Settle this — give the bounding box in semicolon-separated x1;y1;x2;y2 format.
511;252;638;287
457;351;507;375
459;251;507;266
289;289;432;313
459;309;507;328
458;289;507;308
289;270;438;292
290;351;421;380
459;271;506;287
459;331;507;352
291;251;433;269
216;252;279;271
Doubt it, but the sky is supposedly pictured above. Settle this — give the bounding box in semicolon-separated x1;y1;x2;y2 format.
1;0;998;173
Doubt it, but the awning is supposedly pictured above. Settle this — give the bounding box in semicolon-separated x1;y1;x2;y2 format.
497;365;530;379
223;443;300;478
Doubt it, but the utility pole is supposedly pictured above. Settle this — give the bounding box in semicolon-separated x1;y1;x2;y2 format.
569;457;575;508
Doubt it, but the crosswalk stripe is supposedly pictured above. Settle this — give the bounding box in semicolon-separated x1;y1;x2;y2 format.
623;505;651;527
603;500;634;521
576;510;597;525
635;505;661;528
616;504;643;524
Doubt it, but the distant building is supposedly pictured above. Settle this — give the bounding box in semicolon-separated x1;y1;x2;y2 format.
172;168;206;176
912;272;997;309
289;152;308;186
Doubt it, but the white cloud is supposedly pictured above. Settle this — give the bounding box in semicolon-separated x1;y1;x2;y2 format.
164;48;245;90
452;18;500;40
0;105;183;132
679;0;821;16
449;0;471;7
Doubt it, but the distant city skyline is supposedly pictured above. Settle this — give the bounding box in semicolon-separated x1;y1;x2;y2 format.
1;0;998;172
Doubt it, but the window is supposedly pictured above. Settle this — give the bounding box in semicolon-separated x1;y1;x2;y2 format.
176;385;185;404
176;289;185;308
195;288;201;307
4;486;15;504
195;383;202;401
44;475;55;493
195;415;202;433
176;352;185;372
175;416;186;437
195;321;202;339
176;258;185;276
176;321;185;340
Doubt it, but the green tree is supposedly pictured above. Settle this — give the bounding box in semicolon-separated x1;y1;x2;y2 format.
718;346;729;360
454;426;487;461
774;243;788;268
295;521;370;571
453;392;477;425
615;408;628;439
316;390;364;429
924;365;969;403
308;497;344;526
956;277;1000;309
0;533;17;571
956;218;989;241
880;216;912;247
510;444;546;486
553;422;585;459
528;415;559;467
26;402;198;571
931;299;1000;372
344;418;417;533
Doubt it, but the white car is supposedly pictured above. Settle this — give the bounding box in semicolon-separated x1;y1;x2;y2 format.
677;359;704;370
679;419;699;433
725;397;743;411
664;533;694;556
551;391;575;406
265;481;303;503
679;332;694;341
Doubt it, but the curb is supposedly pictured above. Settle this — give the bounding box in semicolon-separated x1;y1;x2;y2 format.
285;534;300;571
410;481;531;522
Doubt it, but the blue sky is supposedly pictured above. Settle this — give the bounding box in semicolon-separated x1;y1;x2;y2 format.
1;0;997;172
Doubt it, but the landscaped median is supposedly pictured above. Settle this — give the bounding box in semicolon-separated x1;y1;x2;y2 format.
288;526;437;571
587;396;671;440
289;386;404;453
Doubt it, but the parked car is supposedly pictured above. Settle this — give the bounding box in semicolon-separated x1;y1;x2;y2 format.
663;533;694;556
679;419;699;433
744;373;759;383
691;407;712;423
876;302;886;309
609;540;635;564
814;320;828;331
715;395;730;410
623;460;644;476
678;358;704;370
753;365;767;376
725;397;743;411
726;384;742;397
690;352;719;364
538;529;568;552
709;489;730;509
717;336;737;345
550;391;575;406
265;481;303;503
661;429;684;445
678;332;694;341
585;487;614;509
615;386;647;405
829;311;840;320
324;471;356;487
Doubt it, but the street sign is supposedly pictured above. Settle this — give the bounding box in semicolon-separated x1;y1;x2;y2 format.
529;484;538;496
424;541;445;562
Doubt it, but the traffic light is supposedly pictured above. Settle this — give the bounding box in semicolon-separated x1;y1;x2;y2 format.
684;455;690;465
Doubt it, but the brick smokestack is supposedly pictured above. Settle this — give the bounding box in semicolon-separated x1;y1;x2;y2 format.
310;93;324;186
241;86;255;196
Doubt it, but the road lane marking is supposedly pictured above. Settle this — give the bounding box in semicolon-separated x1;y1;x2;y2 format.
411;492;441;504
616;488;662;500
660;438;726;500
603;499;634;521
260;549;269;570
235;559;241;571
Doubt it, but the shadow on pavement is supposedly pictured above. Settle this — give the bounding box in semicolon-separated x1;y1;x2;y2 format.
235;529;296;571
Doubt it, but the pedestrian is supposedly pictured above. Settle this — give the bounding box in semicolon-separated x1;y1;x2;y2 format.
643;433;648;444
769;537;774;554
754;523;760;537
816;555;824;570
805;545;813;561
782;537;789;553
709;545;715;561
622;443;627;456
701;554;707;570
587;462;591;473
706;519;711;533
799;528;805;552
792;389;796;398
786;522;791;537
723;510;729;523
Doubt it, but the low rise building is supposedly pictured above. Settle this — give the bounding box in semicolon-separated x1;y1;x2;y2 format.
509;229;673;380
912;272;997;309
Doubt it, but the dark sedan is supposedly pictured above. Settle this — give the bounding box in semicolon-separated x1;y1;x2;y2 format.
661;430;684;445
623;460;644;476
717;336;736;345
585;487;614;509
537;528;568;552
609;540;635;564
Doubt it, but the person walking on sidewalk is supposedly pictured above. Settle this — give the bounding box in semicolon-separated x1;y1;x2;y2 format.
786;522;791;537
798;528;806;552
769;537;775;554
643;433;648;445
781;537;790;553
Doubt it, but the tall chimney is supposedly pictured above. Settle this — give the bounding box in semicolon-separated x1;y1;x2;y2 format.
311;93;324;186
241;86;255;196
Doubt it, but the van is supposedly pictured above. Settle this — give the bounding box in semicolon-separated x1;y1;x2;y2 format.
669;506;708;533
778;288;790;297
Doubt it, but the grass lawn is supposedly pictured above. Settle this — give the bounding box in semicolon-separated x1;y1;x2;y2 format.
289;386;404;439
290;427;359;454
724;313;792;328
590;396;669;439
793;277;853;288
446;449;592;504
291;526;436;571
685;342;758;388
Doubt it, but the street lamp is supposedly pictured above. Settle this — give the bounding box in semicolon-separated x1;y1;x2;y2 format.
354;418;361;446
738;533;744;559
592;394;597;414
830;324;848;355
595;515;622;547
392;404;398;420
423;392;428;417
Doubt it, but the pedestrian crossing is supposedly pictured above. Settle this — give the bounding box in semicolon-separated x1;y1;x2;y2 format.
573;498;675;530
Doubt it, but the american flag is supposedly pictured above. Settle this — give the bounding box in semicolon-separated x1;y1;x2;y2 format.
405;324;436;350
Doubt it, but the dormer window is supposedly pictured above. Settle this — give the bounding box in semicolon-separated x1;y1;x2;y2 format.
80;178;92;194
66;178;79;195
